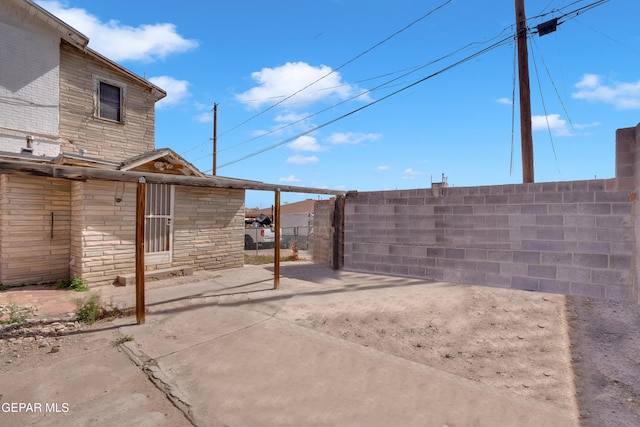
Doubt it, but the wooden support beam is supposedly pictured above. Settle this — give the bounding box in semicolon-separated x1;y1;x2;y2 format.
332;196;345;270
515;0;534;183
274;190;281;290
135;177;146;324
0;160;347;196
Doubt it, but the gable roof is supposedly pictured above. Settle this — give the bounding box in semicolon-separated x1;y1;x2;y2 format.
120;148;205;177
10;0;89;49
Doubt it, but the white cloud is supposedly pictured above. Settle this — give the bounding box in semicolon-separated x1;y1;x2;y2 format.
193;112;212;123
496;97;512;105
532;114;571;136
148;76;190;109
36;1;198;62
327;132;382;145
235;62;369;109
288;135;323;152
572;73;640;109
275;112;308;124
286;155;319;165
377;165;390;171
279;175;302;183
402;168;423;180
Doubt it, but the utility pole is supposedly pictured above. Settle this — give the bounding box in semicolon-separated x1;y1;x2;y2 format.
212;103;218;175
515;0;534;183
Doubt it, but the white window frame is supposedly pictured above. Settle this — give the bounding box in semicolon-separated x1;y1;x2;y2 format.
94;77;127;123
144;184;174;264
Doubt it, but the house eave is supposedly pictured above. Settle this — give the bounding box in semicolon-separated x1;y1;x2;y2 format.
13;0;89;49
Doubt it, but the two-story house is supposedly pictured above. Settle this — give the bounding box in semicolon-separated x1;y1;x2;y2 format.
0;0;248;287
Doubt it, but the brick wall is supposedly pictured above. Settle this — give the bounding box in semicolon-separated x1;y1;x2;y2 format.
69;181;244;287
332;124;640;303
0;0;61;156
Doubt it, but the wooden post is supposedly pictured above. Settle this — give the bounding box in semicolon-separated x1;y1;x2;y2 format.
212;103;218;176
515;0;534;183
135;177;146;324
331;196;344;270
274;190;281;289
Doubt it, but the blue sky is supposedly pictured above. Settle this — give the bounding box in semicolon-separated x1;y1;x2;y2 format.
38;0;640;208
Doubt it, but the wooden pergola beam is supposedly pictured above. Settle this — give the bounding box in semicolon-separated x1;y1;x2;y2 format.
0;160;347;196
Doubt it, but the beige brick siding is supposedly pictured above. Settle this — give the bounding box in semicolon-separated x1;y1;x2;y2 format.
69;180;136;285
69;181;244;287
58;41;156;161
172;186;245;271
0;175;71;285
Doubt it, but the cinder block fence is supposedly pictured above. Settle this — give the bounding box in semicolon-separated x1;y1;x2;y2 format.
317;124;640;303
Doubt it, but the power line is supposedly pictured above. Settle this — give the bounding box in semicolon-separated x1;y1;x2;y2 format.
210;24;517;159
215;34;514;170
216;0;454;139
215;0;613;170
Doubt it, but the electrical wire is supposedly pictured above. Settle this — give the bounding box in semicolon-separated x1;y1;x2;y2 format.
216;0;454;138
196;0;611;168
530;37;561;176
215;34;514;170
531;35;574;130
215;41;488;156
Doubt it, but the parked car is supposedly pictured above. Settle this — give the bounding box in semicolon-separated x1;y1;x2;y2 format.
244;214;275;249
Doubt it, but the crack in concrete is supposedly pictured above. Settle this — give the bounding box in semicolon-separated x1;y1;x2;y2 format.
117;339;203;426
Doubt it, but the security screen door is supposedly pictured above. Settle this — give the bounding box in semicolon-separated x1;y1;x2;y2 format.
144;183;174;263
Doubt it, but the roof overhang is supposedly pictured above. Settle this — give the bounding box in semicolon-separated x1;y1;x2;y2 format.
12;0;166;101
12;0;89;49
120;148;204;177
0;159;348;196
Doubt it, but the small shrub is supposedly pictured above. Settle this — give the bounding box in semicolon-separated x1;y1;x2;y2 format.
74;294;125;324
58;277;89;292
0;302;29;325
74;293;102;324
0;284;9;292
113;335;133;346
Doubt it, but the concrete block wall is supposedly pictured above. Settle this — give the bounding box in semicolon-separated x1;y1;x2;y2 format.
313;199;335;266
340;124;640;303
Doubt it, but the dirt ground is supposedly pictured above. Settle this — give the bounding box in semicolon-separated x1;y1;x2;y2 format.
281;284;640;427
1;267;640;426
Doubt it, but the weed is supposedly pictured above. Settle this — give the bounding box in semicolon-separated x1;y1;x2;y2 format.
113;335;134;346
0;284;9;292
74;294;125;324
244;252;302;265
58;277;89;292
74;293;102;324
0;302;29;325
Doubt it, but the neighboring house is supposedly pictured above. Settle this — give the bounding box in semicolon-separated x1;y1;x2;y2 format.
0;0;248;287
247;199;320;249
